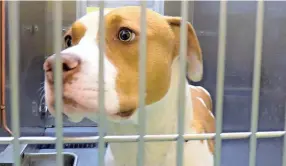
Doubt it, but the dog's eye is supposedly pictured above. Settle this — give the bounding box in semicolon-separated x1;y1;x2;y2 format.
118;28;135;42
64;35;72;48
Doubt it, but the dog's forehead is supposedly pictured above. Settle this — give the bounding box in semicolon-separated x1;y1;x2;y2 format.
66;9;110;38
64;6;172;46
106;6;152;17
104;6;167;28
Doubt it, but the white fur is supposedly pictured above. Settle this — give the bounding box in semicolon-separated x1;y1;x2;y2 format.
45;39;120;122
102;57;213;166
79;9;113;40
45;9;119;122
197;97;208;109
197;86;212;99
61;39;119;120
187;53;203;82
45;9;214;166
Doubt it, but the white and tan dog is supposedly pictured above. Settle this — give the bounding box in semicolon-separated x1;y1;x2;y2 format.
43;6;215;166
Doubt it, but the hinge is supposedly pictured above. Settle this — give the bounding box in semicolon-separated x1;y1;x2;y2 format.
22;24;39;35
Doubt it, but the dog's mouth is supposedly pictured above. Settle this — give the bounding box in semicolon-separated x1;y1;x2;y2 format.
115;109;135;118
54;97;135;119
46;88;135;121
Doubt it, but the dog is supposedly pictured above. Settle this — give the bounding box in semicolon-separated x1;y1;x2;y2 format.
43;6;215;166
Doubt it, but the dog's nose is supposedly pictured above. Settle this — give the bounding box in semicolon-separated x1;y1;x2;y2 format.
43;53;80;83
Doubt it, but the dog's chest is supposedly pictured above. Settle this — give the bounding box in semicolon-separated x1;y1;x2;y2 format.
104;142;177;166
104;138;213;166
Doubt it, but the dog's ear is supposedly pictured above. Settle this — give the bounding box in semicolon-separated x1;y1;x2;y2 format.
164;16;203;82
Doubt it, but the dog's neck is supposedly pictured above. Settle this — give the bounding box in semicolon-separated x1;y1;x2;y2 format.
104;57;195;166
106;56;193;135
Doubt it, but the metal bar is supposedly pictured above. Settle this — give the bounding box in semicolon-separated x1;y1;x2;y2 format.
249;1;264;166
153;1;164;15
283;102;286;166
215;1;227;166
53;1;63;166
76;0;87;19
137;1;147;166
189;1;195;25
8;1;21;166
0;131;284;144
1;0;12;136
0;0;4;109
177;1;188;166
98;1;106;166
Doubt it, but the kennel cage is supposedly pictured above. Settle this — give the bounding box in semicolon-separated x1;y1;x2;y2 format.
0;0;286;166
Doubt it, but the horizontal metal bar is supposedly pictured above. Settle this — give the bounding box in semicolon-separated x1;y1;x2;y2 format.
0;131;284;144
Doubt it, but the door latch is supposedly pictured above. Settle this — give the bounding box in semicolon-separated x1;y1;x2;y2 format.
23;24;39;34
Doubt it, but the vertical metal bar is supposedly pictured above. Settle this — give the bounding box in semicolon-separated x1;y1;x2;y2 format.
98;1;105;166
282;102;286;166
249;1;264;166
214;1;227;166
137;1;147;166
189;1;195;25
8;1;20;166
53;1;63;166
76;0;87;19
177;1;188;166
153;1;164;15
2;0;12;136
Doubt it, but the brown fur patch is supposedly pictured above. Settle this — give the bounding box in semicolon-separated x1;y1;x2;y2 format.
102;7;175;114
100;7;203;116
190;86;212;111
190;86;215;154
63;21;87;48
164;16;203;82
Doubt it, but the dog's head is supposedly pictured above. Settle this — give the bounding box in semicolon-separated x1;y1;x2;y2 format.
43;6;203;123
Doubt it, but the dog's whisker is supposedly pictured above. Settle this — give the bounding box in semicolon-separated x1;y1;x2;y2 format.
37;86;44;93
39;93;46;108
39;86;45;93
40;90;45;97
37;87;45;98
39;93;43;100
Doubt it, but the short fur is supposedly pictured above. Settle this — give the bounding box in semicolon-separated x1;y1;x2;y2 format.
44;6;215;166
